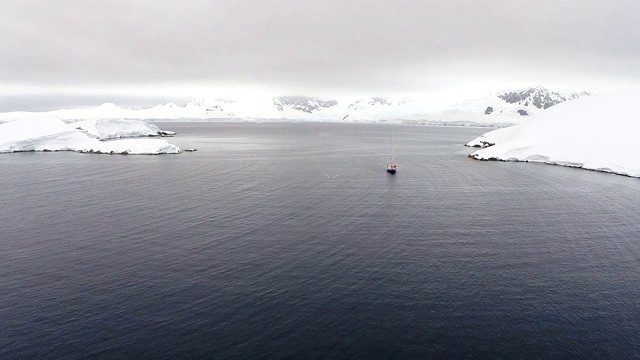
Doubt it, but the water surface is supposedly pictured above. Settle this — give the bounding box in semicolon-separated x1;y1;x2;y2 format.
1;123;639;358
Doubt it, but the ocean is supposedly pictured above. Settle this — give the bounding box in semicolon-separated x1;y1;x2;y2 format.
1;122;639;358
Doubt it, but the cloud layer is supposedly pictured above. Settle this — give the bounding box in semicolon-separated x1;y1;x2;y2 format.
2;0;640;109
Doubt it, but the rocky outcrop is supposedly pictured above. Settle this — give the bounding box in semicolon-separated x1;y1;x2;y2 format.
273;96;338;113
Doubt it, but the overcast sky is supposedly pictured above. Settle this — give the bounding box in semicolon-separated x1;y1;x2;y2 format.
2;0;640;111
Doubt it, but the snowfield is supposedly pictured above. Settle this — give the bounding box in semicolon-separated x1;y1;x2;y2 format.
467;91;640;178
0;116;180;155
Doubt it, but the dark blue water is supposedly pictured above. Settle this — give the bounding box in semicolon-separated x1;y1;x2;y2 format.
1;122;639;359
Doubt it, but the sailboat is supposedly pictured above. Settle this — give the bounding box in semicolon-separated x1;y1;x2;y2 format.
386;127;397;174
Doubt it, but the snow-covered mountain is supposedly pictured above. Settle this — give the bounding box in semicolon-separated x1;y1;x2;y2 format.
273;96;338;113
496;86;591;110
0;86;591;126
33;96;432;122
449;86;591;118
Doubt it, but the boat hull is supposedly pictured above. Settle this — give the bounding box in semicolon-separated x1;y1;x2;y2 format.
386;168;396;174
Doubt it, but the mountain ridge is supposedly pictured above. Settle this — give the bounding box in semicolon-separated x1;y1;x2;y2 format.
0;86;591;126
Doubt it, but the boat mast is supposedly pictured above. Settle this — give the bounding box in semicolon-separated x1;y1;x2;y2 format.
391;126;395;163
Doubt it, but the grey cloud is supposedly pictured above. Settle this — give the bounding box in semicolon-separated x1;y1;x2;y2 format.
1;0;640;102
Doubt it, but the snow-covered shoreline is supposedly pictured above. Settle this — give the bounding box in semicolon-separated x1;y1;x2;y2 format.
0;116;180;155
467;91;640;178
4;88;636;176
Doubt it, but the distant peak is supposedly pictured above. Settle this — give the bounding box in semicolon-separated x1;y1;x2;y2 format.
495;86;591;109
97;103;119;109
186;98;208;107
158;102;179;108
273;96;338;113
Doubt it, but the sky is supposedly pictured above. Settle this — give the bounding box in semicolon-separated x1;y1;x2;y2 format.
1;0;640;111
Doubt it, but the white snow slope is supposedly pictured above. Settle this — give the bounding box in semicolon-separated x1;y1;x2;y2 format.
0;116;180;155
72;118;164;140
467;91;640;178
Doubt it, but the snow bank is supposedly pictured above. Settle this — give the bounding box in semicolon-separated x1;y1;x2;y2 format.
0;116;179;155
467;91;640;178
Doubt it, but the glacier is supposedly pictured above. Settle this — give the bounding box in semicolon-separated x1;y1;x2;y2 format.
467;91;640;178
0;116;180;155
